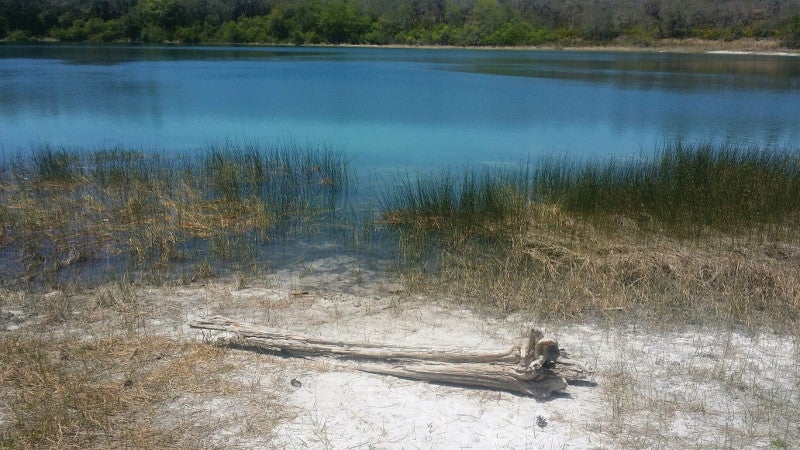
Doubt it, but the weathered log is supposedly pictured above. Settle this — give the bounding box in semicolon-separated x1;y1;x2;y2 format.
356;362;569;398
190;316;519;363
189;316;589;398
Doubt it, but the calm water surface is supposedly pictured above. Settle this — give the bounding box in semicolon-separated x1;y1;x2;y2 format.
2;44;799;174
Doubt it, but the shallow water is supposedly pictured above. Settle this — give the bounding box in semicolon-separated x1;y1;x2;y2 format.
1;44;799;175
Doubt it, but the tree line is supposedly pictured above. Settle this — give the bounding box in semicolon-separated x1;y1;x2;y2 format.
2;0;800;48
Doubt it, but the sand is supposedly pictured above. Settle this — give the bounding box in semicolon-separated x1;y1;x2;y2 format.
2;256;798;448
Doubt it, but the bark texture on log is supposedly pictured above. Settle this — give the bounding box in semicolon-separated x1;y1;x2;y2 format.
356;362;569;398
190;316;589;399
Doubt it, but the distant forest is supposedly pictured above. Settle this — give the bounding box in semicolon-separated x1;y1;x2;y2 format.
2;0;800;47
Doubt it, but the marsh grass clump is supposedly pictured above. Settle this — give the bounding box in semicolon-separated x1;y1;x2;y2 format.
30;146;82;184
382;144;800;328
380;168;531;244
534;143;800;234
90;148;157;188
0;143;349;289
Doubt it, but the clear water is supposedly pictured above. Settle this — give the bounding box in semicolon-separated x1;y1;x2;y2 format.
2;44;800;176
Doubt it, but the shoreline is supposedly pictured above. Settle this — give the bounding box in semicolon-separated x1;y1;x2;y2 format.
329;37;800;56
4;36;799;56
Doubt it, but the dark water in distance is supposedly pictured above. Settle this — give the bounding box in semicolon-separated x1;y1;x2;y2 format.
2;44;800;174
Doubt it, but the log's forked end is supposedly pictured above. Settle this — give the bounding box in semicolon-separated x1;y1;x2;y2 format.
519;328;542;367
527;329;544;352
519;328;561;372
533;338;560;369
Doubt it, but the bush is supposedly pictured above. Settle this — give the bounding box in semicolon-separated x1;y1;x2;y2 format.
781;14;800;48
139;24;168;42
6;29;32;42
623;26;659;46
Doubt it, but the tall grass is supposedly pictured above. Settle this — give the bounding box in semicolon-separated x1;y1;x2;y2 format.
4;141;800;326
380;167;532;240
534;143;800;234
379;143;800;326
381;143;800;242
30;146;81;183
0;142;349;288
377;167;532;266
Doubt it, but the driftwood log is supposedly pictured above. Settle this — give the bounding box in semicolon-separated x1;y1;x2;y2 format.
189;316;589;399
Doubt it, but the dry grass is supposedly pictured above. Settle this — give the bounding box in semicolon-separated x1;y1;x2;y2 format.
1;254;798;448
595;329;800;448
0;333;228;448
0;282;289;449
403;203;800;329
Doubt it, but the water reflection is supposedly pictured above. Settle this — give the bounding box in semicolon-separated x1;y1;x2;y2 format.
1;44;799;166
456;52;800;92
0;43;333;65
0;58;163;127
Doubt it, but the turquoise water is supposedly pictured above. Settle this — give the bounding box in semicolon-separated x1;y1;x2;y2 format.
2;44;800;175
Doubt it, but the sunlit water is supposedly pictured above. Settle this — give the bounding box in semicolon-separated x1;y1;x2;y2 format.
2;44;800;282
2;44;800;177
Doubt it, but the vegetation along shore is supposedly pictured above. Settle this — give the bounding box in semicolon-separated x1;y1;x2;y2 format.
3;3;800;443
2;0;800;50
2;139;800;447
1;142;798;330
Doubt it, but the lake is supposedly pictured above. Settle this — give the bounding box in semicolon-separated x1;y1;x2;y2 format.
2;44;800;176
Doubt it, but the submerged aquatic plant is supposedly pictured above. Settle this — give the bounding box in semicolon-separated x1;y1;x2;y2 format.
0;143;350;288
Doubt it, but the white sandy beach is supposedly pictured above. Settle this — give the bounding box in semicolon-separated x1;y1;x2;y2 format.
4;256;795;448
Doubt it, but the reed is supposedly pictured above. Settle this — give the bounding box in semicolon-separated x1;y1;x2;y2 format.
534;143;800;234
0;143;349;289
380;167;531;242
30;146;81;183
380;143;800;255
379;144;800;327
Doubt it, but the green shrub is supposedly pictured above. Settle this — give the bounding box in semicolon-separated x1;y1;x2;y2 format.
781;14;800;48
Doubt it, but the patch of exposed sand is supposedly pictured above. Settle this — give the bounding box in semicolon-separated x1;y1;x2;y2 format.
2;257;798;448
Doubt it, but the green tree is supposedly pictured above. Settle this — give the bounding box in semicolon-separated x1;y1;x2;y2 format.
317;0;370;43
0;0;47;35
119;8;143;40
364;2;414;44
0;0;795;47
443;0;466;26
134;0;185;32
0;14;8;38
470;0;503;37
782;13;800;48
266;6;292;41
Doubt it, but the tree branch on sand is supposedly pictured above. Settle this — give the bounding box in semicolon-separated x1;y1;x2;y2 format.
190;316;591;399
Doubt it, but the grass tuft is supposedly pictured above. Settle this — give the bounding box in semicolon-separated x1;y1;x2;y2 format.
380;143;800;327
380;167;531;245
534;143;800;234
31;146;82;184
0;143;349;289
